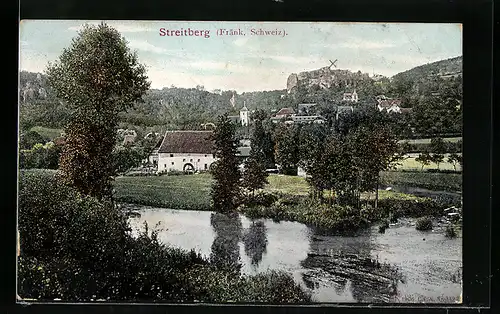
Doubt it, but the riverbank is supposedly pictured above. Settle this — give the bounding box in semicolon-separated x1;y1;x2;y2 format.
18;169;313;303
114;172;461;209
114;173;460;232
127;207;463;303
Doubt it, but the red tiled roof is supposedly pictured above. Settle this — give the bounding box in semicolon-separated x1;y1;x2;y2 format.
158;131;214;154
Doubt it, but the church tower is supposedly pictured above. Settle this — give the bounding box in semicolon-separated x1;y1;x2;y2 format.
240;102;249;126
352;89;359;103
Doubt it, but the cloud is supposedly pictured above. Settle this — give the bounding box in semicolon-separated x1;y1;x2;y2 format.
127;39;167;54
233;37;249;47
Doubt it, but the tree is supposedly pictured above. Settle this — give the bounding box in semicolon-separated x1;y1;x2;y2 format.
112;146;144;174
298;124;329;199
345;126;402;208
274;124;300;175
447;153;462;171
430;153;444;170
46;23;150;200
210;114;242;213
415;152;432;171
242;111;269;196
242;151;268;196
430;137;447;154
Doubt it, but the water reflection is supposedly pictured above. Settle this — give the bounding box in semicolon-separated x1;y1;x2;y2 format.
128;207;461;303
301;228;403;303
210;212;243;272
242;220;268;268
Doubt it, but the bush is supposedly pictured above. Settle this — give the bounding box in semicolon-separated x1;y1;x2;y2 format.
18;169;311;302
378;198;445;218
426;169;461;174
415;216;433;231
241;192;279;208
240;200;370;233
184;267;311;303
378;220;389;233
19;130;48;150
19;142;62;169
445;224;458;238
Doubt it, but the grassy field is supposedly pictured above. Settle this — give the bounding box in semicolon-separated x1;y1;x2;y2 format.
380;171;462;192
114;173;443;210
114;173;213;210
398;137;462;145
395;154;461;171
266;174;310;195
30;126;63;140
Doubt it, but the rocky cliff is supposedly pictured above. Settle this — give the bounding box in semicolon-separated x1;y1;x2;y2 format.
286;66;372;94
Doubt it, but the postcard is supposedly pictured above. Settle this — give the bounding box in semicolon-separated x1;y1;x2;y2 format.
18;20;462;304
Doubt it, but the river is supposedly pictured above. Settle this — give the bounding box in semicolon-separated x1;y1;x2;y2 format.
127;206;462;304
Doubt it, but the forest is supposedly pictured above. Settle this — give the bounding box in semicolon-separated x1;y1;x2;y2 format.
18;55;462;139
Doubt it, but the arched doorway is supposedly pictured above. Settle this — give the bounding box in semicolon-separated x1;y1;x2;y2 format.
183;163;195;174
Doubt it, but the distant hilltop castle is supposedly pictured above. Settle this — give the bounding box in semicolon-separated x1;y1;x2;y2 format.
286;65;371;94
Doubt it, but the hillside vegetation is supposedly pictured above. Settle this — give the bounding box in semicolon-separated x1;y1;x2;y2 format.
19;55;462;138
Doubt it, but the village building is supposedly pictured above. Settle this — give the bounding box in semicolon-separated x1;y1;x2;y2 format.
228;103;250;126
271;107;295;123
376;97;404;113
155;130;252;174
297;103;317;115
342;89;358;102
291;115;326;124
157;131;216;174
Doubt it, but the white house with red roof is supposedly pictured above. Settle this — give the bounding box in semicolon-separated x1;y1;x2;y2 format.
157;131;216;174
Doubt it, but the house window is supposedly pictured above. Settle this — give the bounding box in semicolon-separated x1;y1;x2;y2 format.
198;159;200;162
190;159;193;162
170;154;174;157
183;158;186;162
164;164;167;168
171;162;174;165
204;164;208;170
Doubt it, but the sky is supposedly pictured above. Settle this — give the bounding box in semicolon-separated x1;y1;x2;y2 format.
19;20;462;93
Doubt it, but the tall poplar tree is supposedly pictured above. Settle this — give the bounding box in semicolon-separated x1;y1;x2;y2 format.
210;114;241;212
242;110;268;196
46;23;150;201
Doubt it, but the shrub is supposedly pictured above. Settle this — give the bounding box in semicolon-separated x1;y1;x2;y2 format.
426;169;461;174
19;142;62;169
183;267;311;303
378;220;389;233
445;224;458;238
241;192;279;208
18;169;311;302
415;216;433;231
378;198;445;218
19;130;48;150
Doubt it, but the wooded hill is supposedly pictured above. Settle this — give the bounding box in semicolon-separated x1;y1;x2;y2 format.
18;55;462;137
